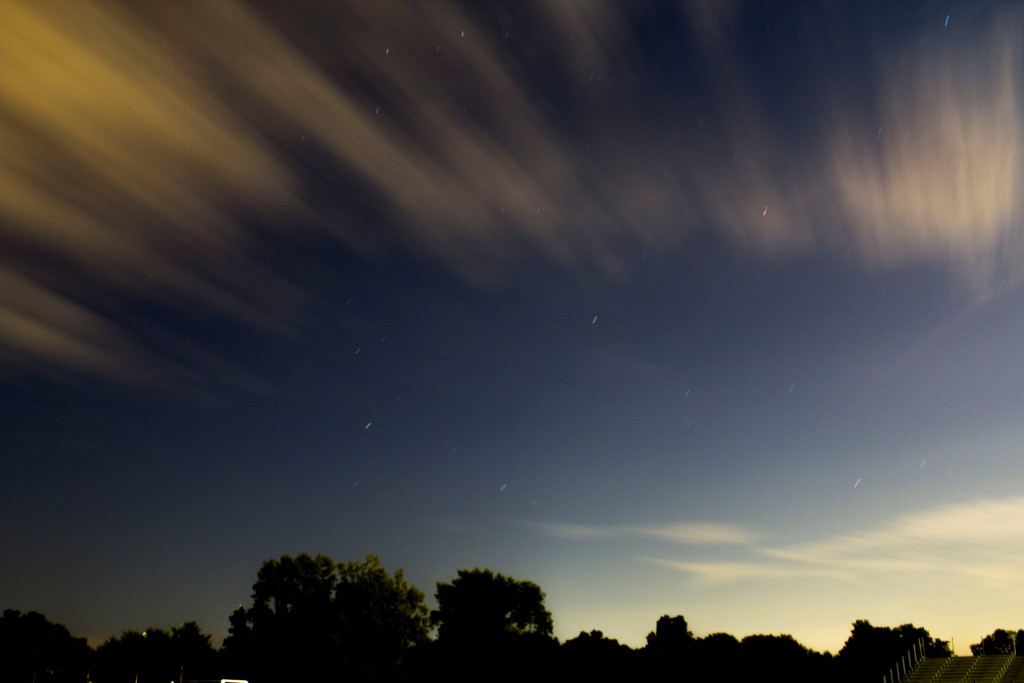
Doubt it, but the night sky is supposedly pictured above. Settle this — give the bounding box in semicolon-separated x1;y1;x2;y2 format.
4;1;1024;655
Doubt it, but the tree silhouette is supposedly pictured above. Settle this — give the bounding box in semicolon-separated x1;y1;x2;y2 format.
430;568;556;682
169;621;218;679
645;614;693;655
643;614;694;677
223;553;428;682
696;631;740;659
432;568;553;643
0;609;89;683
837;620;943;683
738;634;832;683
92;622;217;683
971;629;1023;656
559;630;636;679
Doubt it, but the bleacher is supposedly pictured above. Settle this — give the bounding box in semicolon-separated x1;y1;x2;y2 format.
904;655;1024;683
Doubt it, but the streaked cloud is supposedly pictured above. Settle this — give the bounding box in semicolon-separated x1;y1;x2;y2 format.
765;497;1024;566
535;521;757;545
541;497;1024;590
830;13;1024;295
0;269;141;379
751;497;1024;588
2;2;1022;379
1;1;306;380
647;559;850;585
634;523;758;545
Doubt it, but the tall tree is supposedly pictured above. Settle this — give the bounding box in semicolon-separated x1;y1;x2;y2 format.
430;568;556;682
432;568;553;643
558;630;636;680
643;614;694;678
738;634;833;683
970;629;1023;656
170;622;219;679
0;609;89;683
93;628;172;683
695;632;740;661
333;555;432;677
92;622;217;683
837;620;944;683
223;553;428;682
645;614;693;656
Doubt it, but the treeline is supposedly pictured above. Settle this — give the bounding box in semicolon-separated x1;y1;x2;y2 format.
0;552;1010;683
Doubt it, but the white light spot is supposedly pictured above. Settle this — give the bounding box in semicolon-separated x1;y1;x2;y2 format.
762;206;768;216
591;315;598;324
853;478;861;488
385;48;390;55
499;483;507;492
920;459;928;469
365;422;372;429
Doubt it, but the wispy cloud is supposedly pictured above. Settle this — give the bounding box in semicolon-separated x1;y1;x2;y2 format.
0;269;142;379
540;497;1024;590
647;558;851;585
764;497;1024;569
3;2;1022;379
829;13;1024;296
633;523;758;545
1;1;307;380
534;521;757;545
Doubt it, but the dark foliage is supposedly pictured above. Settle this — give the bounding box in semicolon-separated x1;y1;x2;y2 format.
737;634;834;683
696;631;741;661
432;568;553;642
429;568;557;682
222;553;428;683
971;629;1024;656
645;614;694;656
642;614;695;678
0;609;90;683
558;630;638;679
837;620;949;683
92;622;218;683
4;561;997;683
